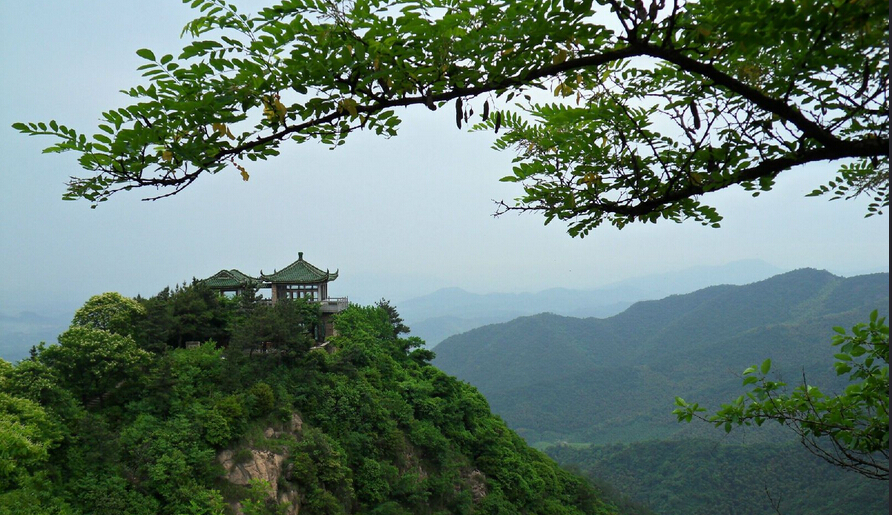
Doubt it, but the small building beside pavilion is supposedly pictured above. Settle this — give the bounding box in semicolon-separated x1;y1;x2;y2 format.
201;269;261;296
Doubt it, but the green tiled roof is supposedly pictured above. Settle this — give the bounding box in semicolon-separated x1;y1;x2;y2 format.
260;252;338;284
202;269;260;289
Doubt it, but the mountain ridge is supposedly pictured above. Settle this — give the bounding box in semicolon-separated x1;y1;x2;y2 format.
432;268;889;444
401;260;785;347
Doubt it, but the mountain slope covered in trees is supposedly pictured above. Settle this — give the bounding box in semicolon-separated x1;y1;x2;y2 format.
548;440;889;515
433;269;889;444
0;286;620;515
432;269;889;514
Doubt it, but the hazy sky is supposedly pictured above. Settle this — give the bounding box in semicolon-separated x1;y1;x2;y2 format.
1;1;888;316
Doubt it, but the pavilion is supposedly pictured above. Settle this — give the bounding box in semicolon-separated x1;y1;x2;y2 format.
201;252;348;340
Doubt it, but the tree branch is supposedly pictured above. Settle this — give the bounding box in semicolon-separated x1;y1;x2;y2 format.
640;44;844;148
551;139;888;218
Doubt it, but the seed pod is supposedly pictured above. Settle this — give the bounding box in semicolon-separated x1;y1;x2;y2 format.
377;78;390;96
635;0;647;20
690;100;701;130
455;97;463;129
856;62;870;96
494;111;502;133
425;89;435;111
482;100;490;121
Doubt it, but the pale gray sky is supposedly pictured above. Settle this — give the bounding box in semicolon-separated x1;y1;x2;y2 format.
1;1;888;316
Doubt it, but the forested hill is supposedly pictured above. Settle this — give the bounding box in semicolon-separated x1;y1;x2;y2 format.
548;440;890;515
432;269;889;444
0;288;621;515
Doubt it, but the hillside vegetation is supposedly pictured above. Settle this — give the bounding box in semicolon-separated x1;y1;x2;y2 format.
0;285;618;515
548;440;889;515
433;269;889;445
432;269;889;514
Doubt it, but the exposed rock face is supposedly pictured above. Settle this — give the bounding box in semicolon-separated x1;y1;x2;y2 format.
466;469;488;502
276;490;300;514
288;413;303;433
216;413;486;514
218;448;286;493
217;413;305;515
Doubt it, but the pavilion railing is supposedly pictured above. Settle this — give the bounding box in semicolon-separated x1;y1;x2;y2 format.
319;297;349;313
249;296;348;312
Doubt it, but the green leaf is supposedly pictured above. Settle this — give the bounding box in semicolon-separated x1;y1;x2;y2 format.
760;359;771;375
835;364;852;375
136;48;156;61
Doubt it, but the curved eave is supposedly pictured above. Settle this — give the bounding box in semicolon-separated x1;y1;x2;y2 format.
260;260;338;284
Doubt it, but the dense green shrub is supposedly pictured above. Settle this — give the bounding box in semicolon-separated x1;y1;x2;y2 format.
247;382;275;418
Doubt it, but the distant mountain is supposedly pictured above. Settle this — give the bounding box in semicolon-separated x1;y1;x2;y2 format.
433;269;889;445
590;258;786;303
0;310;71;363
400;259;784;347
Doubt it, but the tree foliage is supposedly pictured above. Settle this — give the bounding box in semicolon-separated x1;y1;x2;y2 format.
1;296;616;514
72;292;147;338
38;326;152;403
375;298;411;339
132;281;237;351
231;298;319;353
0;390;72;515
547;439;890;515
674;311;889;480
12;0;888;233
0;392;61;491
